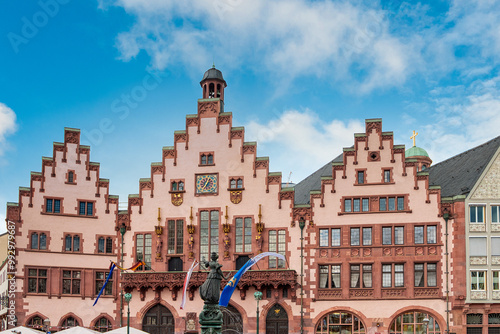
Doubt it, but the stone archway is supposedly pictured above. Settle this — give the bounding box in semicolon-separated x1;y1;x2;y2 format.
265;304;288;334
221;304;243;333
142;304;174;334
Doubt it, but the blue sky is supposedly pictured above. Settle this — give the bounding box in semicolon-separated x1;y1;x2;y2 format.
1;0;500;232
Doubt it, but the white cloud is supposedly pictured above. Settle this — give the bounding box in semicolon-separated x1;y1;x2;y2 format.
245;110;364;181
106;0;411;93
0;103;17;156
416;77;500;163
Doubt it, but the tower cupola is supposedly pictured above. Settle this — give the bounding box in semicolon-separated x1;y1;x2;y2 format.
200;65;227;102
405;130;432;171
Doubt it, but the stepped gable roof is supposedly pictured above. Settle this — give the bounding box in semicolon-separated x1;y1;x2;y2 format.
428;135;500;198
294;152;343;205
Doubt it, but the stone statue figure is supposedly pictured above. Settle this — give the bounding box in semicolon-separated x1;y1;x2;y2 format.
199;252;230;304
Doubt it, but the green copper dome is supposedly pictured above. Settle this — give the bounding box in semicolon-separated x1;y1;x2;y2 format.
405;146;429;158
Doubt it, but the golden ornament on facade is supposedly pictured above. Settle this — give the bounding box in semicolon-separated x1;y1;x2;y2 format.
155;226;163;235
230;190;242;204
171;192;183;206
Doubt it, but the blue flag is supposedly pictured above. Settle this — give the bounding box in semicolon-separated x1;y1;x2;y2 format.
219;252;285;307
93;263;116;306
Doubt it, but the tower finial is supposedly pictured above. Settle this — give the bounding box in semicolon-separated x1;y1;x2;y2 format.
410;130;419;147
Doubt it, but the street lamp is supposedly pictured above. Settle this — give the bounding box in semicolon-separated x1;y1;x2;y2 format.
120;223;126;327
423;316;430;334
43;318;50;334
124;293;132;334
254;291;263;334
299;217;306;334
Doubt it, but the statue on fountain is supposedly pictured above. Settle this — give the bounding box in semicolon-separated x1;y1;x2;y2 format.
199;252;231;334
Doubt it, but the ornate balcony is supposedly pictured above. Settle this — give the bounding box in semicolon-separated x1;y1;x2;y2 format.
121;269;298;292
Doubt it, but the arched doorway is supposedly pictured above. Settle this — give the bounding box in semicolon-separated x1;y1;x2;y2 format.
390;310;441;334
222;304;243;333
142;304;174;334
315;311;365;334
266;304;288;334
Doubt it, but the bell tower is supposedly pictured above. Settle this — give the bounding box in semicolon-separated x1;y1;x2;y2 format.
200;65;227;105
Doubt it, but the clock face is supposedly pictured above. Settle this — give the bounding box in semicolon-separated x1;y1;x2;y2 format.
196;174;218;194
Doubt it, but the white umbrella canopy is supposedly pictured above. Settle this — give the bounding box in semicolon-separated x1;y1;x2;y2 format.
107;327;148;334
0;327;44;334
55;327;99;334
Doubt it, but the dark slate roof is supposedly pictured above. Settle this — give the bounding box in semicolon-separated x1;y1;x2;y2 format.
428;135;500;198
294;153;343;205
201;67;226;84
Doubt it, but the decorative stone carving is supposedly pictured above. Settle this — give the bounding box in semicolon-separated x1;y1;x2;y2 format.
186;117;199;127
363;248;371;257
470;256;487;265
267;176;281;185
492;224;500;232
292;207;311;222
163;149;175;159
414;288;439;298
415;247;424;256
492;256;500;265
383;248;392;256
198;101;218;116
493;291;500;300
320;249;328;257
351;249;360;257
317;289;343;300
186;313;197;331
255;160;269;169
242;145;255;154
174;133;187;143
332;249;340;257
428;246;437;255
151;166;163;174
471;154;500;199
65;130;79;144
218;115;230;125
230;130;243;139
471;291;487;300
470;223;486;232
349;289;374;298
382;288;405;298
395;247;403;256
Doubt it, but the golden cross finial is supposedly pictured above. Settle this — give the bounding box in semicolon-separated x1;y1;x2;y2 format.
410;130;418;147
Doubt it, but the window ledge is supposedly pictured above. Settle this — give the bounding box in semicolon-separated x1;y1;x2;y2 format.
354;182;395;186
40;212;97;219
339;210;411;216
198;164;216;167
168;190;186;194
228;188;245;191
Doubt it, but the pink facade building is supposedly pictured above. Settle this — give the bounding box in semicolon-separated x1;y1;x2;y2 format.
7;67;500;334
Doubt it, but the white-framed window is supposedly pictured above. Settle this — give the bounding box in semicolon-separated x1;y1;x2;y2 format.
470;205;485;223
492;237;500;256
492;205;500;223
493;271;500;291
469;237;487;257
471;270;486;291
